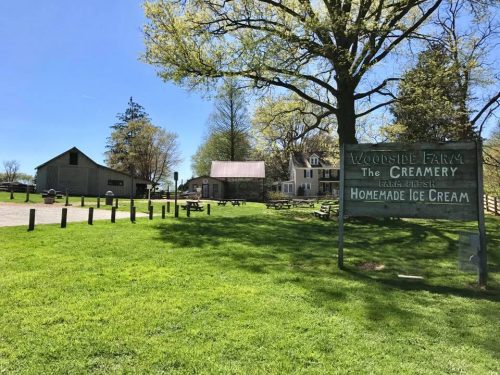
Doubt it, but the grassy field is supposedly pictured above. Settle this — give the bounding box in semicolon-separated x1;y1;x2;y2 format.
0;202;499;373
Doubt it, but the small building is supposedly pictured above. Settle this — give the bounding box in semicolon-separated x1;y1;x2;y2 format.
184;176;224;199
35;147;151;197
277;151;340;197
210;161;266;200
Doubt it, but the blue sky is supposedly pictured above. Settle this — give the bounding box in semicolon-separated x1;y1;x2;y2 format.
0;0;212;183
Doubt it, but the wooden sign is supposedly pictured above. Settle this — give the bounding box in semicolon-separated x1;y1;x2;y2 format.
338;141;487;286
343;142;478;220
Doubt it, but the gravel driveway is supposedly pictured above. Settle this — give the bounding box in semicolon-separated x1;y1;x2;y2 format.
0;202;146;227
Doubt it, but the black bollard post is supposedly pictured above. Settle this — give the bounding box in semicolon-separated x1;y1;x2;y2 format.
88;207;94;225
10;187;14;200
81;196;85;207
97;196;100;208
111;207;116;223
28;209;35;231
25;185;30;202
162;205;166;219
187;205;190;217
130;206;136;223
65;191;69;206
61;208;67;228
175;204;179;218
130;198;134;208
149;205;153;220
207;203;211;216
115;198;119;208
167;201;171;213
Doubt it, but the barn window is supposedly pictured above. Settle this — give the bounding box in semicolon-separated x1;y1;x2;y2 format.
69;152;78;165
108;180;124;186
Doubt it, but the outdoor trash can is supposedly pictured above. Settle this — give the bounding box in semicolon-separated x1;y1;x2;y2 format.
105;191;114;205
44;189;56;204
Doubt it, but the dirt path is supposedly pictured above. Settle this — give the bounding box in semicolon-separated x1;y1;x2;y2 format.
0;202;147;227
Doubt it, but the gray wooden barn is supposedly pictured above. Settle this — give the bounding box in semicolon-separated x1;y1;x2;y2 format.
35;147;151;197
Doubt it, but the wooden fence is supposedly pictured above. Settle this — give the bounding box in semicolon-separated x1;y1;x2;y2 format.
484;195;499;215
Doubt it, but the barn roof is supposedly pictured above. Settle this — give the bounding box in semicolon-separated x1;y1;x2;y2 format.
210;161;265;178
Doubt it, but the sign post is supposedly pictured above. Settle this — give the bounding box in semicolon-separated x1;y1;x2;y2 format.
339;141;487;286
174;172;179;218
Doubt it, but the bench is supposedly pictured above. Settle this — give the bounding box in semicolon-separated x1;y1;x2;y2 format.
265;201;292;210
313;205;332;220
292;199;315;208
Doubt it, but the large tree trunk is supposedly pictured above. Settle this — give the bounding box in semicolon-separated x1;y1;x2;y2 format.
336;80;358;145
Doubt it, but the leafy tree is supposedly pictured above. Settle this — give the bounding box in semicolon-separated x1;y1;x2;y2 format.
385;44;472;142
384;0;499;142
143;0;444;144
106;97;150;172
484;126;500;195
252;94;338;181
191;80;253;176
106;115;181;187
2;160;20;182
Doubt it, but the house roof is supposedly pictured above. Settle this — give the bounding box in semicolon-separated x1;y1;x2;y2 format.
291;151;338;169
36;146;152;182
210;161;265;178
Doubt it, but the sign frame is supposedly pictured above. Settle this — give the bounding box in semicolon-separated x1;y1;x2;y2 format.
338;141;487;286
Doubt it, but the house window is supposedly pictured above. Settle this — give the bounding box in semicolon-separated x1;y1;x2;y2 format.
325;169;330;178
283;183;293;193
310;157;319;165
303;169;313;178
69;152;78;165
108;179;124;186
301;183;311;190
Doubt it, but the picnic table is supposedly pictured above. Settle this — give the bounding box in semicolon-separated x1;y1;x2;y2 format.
41;190;63;199
217;199;246;206
265;200;292;210
292;199;315;208
181;200;204;211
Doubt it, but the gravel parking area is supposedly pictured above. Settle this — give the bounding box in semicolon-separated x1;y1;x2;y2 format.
0;202;146;227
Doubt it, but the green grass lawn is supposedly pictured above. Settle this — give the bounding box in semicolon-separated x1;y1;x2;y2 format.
0;203;499;373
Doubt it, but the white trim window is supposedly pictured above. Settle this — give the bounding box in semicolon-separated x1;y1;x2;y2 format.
303;169;313;178
324;169;330;178
301;183;311;190
283;183;294;194
310;156;319;165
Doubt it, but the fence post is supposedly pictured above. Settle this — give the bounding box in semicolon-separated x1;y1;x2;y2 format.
162;205;166;219
97;196;100;209
207;203;211;216
167;201;171;213
130;206;136;222
61;208;67;228
81;196;85;207
111;207;116;223
149;205;154;220
28;209;35;231
88;207;94;225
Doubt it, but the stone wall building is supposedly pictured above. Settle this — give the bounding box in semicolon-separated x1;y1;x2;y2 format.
35;147;151;197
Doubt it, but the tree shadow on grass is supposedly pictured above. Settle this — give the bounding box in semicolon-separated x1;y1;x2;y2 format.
153;214;500;359
154;215;499;300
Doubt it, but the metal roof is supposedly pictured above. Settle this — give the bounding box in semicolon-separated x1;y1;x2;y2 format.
210;161;265;178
